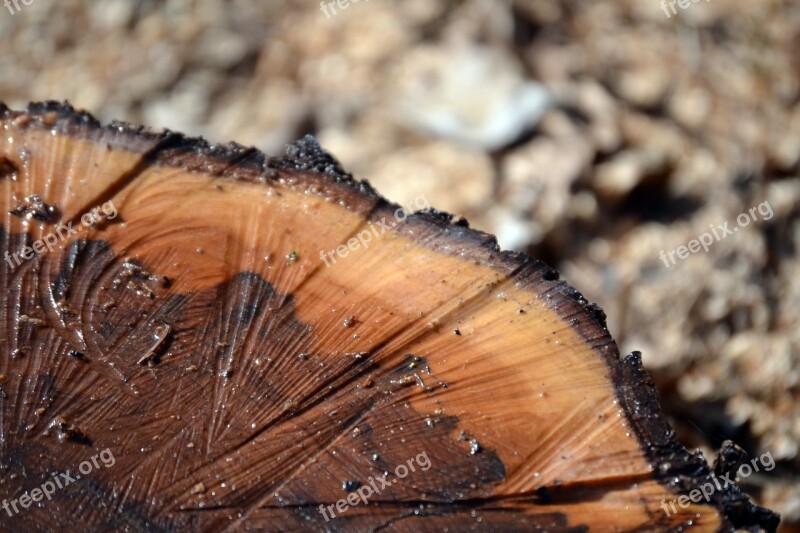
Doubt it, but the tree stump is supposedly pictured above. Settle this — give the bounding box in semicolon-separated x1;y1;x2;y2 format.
0;102;779;531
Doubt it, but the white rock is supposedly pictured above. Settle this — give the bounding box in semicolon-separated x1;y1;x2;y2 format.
391;44;551;150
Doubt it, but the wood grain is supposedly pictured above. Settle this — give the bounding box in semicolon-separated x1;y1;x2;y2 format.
0;102;779;531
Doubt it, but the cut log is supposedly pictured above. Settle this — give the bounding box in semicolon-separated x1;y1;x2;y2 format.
0;102;779;531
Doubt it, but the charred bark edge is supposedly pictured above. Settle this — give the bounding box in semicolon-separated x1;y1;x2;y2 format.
0;101;780;531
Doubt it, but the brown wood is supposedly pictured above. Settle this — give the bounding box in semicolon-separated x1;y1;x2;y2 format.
0;102;779;531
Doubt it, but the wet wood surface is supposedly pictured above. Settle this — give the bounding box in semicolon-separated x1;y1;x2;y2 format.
0;103;778;531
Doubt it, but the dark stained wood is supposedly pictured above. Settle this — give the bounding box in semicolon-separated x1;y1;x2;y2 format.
0;102;779;531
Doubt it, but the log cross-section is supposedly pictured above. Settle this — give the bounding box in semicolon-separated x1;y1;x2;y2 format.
0;102;779;532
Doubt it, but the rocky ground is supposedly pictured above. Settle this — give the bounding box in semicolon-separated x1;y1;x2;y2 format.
1;0;798;528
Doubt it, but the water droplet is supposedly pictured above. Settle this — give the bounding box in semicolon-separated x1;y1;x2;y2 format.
469;439;481;455
342;479;359;491
9;195;57;223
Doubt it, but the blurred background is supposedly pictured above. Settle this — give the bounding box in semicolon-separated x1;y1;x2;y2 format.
1;0;798;528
